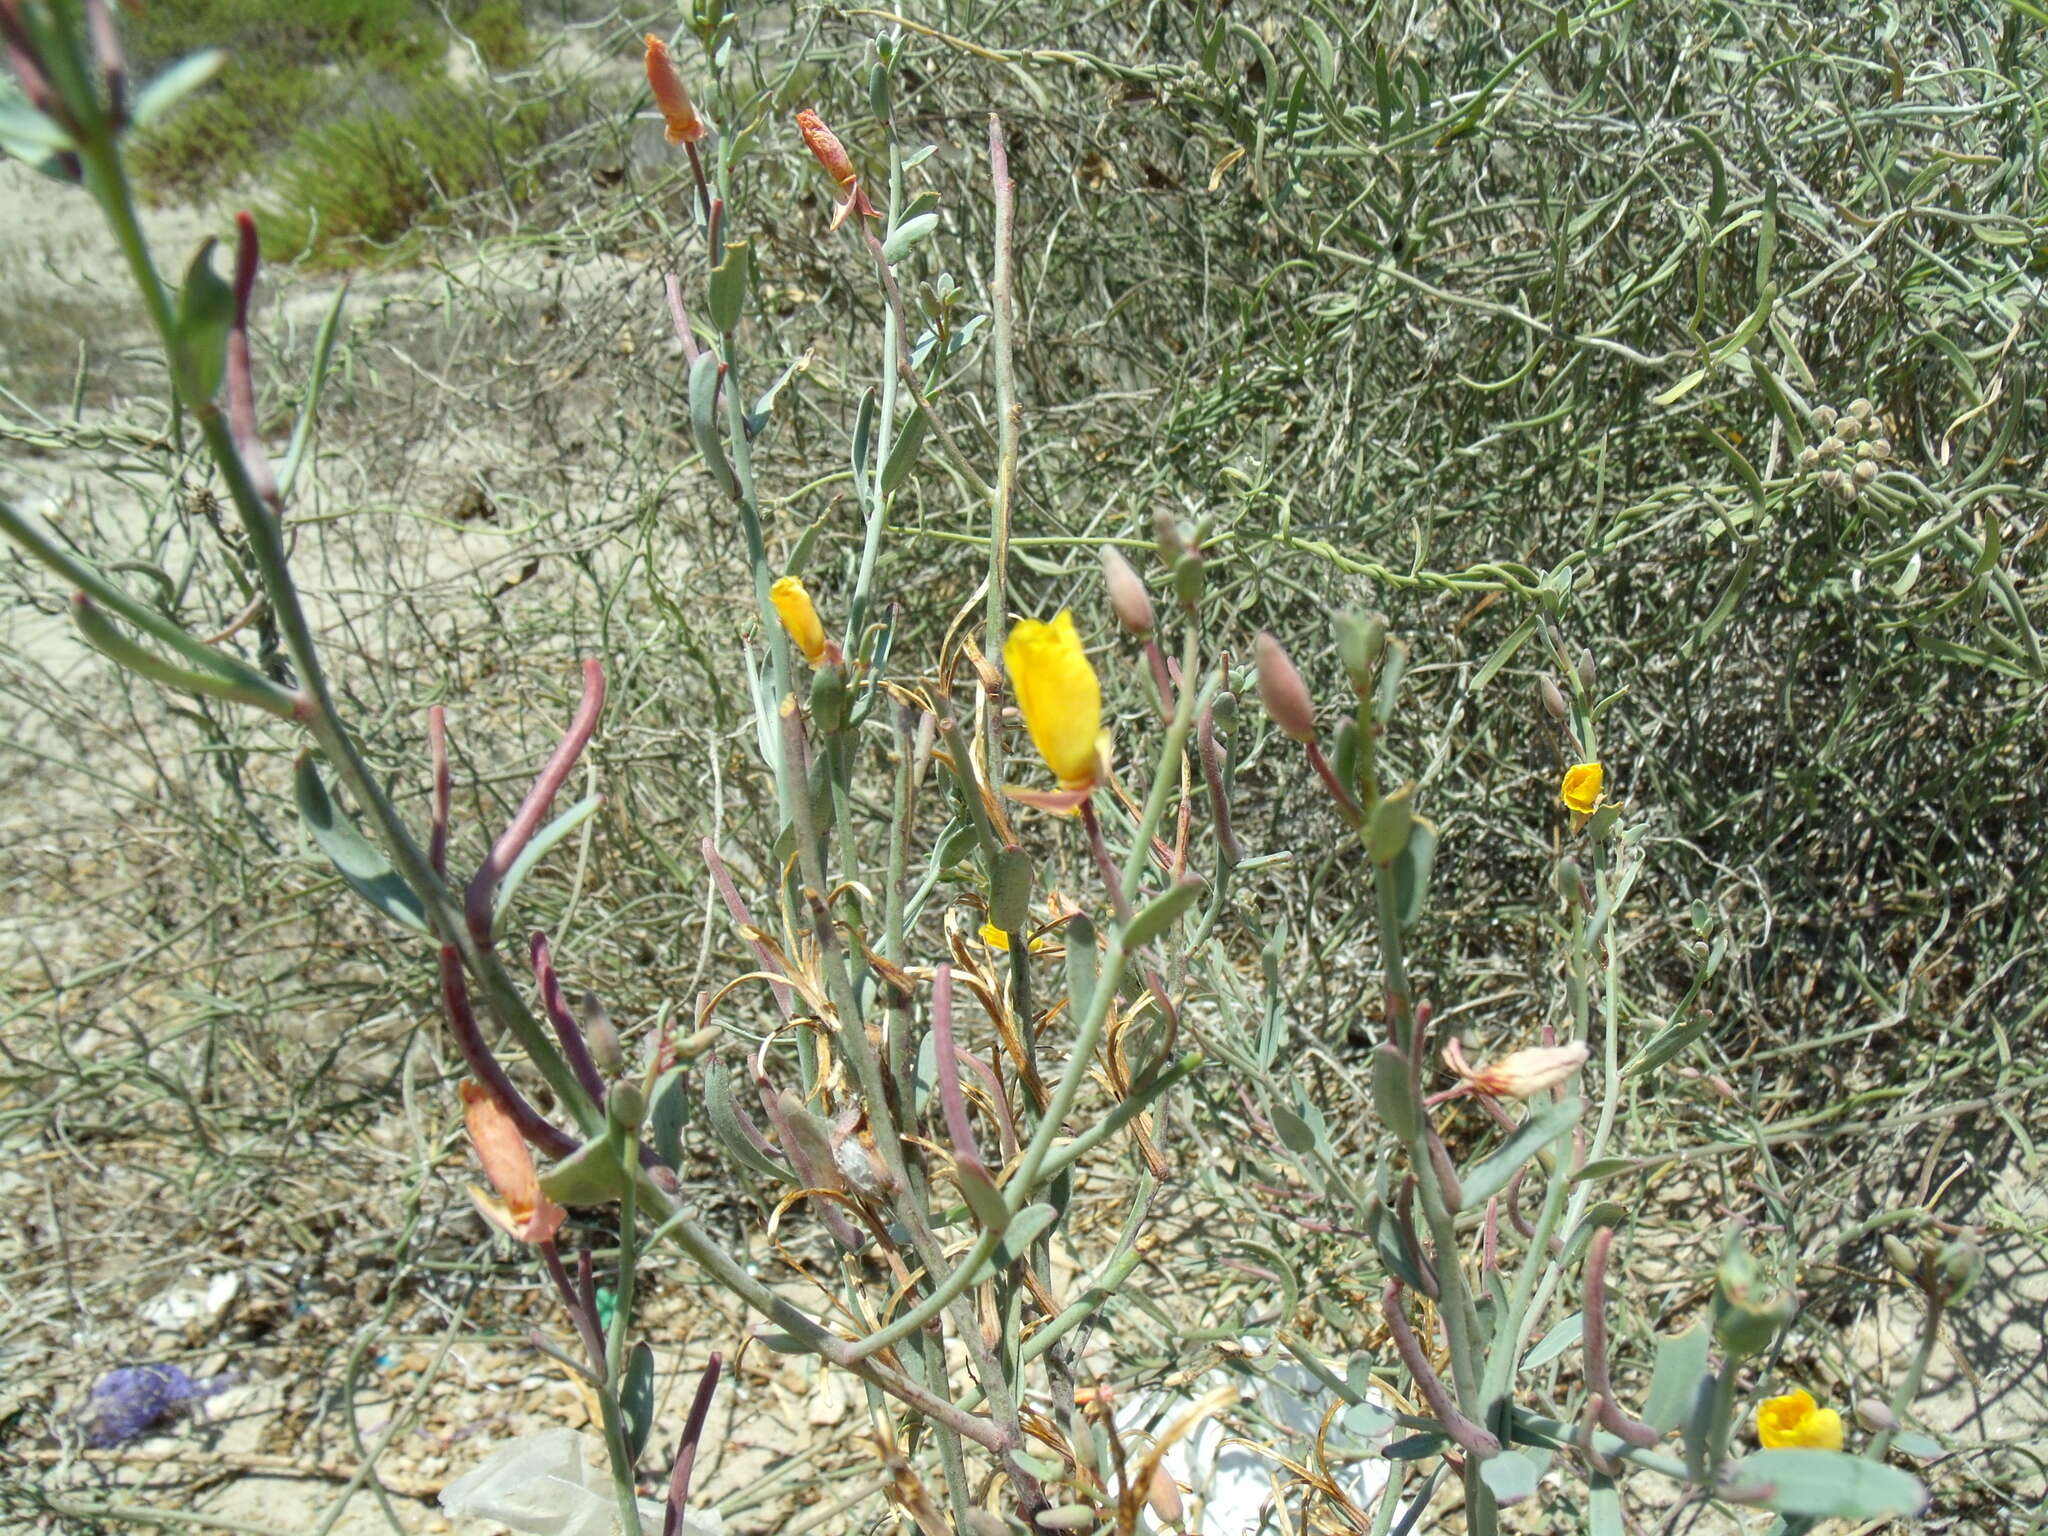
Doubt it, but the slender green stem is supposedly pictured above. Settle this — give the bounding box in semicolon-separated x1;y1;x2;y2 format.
72;126;598;1139
601;1131;642;1534
1868;1294;1943;1461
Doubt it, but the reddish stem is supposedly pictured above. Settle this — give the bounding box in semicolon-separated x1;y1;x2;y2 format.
530;931;608;1106
931;964;987;1174
1583;1228;1661;1447
1304;739;1363;825
427;706;451;878
1079;798;1133;925
466;659;606;943
663;273;701;365
701;837;794;1017
1197;700;1240;866
663;1353;723;1536
226;213;280;512
1382;1280;1500;1458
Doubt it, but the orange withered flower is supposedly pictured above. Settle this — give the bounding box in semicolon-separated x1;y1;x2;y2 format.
796;108;878;229
644;34;707;145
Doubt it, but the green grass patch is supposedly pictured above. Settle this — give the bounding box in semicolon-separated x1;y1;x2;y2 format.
126;0;534;205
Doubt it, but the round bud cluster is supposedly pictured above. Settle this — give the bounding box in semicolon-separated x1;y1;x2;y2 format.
1804;397;1892;505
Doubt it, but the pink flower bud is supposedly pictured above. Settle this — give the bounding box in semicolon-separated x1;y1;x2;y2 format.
1254;631;1317;743
1100;546;1155;635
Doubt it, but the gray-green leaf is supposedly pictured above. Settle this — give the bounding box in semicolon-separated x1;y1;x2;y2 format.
1725;1450;1927;1520
294;755;430;934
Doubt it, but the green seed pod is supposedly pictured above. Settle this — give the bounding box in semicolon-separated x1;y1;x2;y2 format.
583;991;625;1077
1068;1410;1097;1474
678;1025;721;1059
1211;688;1239;730
1369;786;1415;863
1936;1238;1983;1301
1153;509;1189;564
1172;549;1205;607
1335;608;1386;696
1333;716;1361;797
989;843;1034;935
1882;1234;1921;1284
1539;674;1568;720
1711;1236;1797;1359
607;1080;647;1131
1713;1275;1793;1359
1556;857;1585;905
1371;1044;1419;1141
807;664;850;733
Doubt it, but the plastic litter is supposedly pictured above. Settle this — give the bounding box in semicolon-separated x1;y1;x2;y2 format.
82;1364;230;1446
440;1427;724;1536
1115;1340;1400;1534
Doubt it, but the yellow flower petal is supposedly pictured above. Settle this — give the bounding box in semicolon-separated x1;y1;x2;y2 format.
1561;761;1603;815
1757;1390;1844;1450
771;575;828;664
1005;611;1104;790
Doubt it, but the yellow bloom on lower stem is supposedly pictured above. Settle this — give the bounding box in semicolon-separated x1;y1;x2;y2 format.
1561;761;1604;815
979;921;1048;953
1005;611;1106;791
1757;1390;1844;1450
771;575;828;665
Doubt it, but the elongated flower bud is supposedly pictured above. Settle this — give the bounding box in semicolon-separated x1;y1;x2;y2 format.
1254;631;1316;743
1005;611;1107;791
796;108;857;190
771;575;829;665
1539;674;1568;720
1100;546;1155;635
644;34;707;144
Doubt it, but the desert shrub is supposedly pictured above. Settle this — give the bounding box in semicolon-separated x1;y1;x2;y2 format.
124;0;533;201
256;78;554;259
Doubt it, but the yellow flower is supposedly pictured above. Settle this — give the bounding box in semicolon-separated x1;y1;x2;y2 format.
1757;1390;1844;1451
979;921;1048;953
1005;611;1106;791
771;575;828;665
1561;762;1604;815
